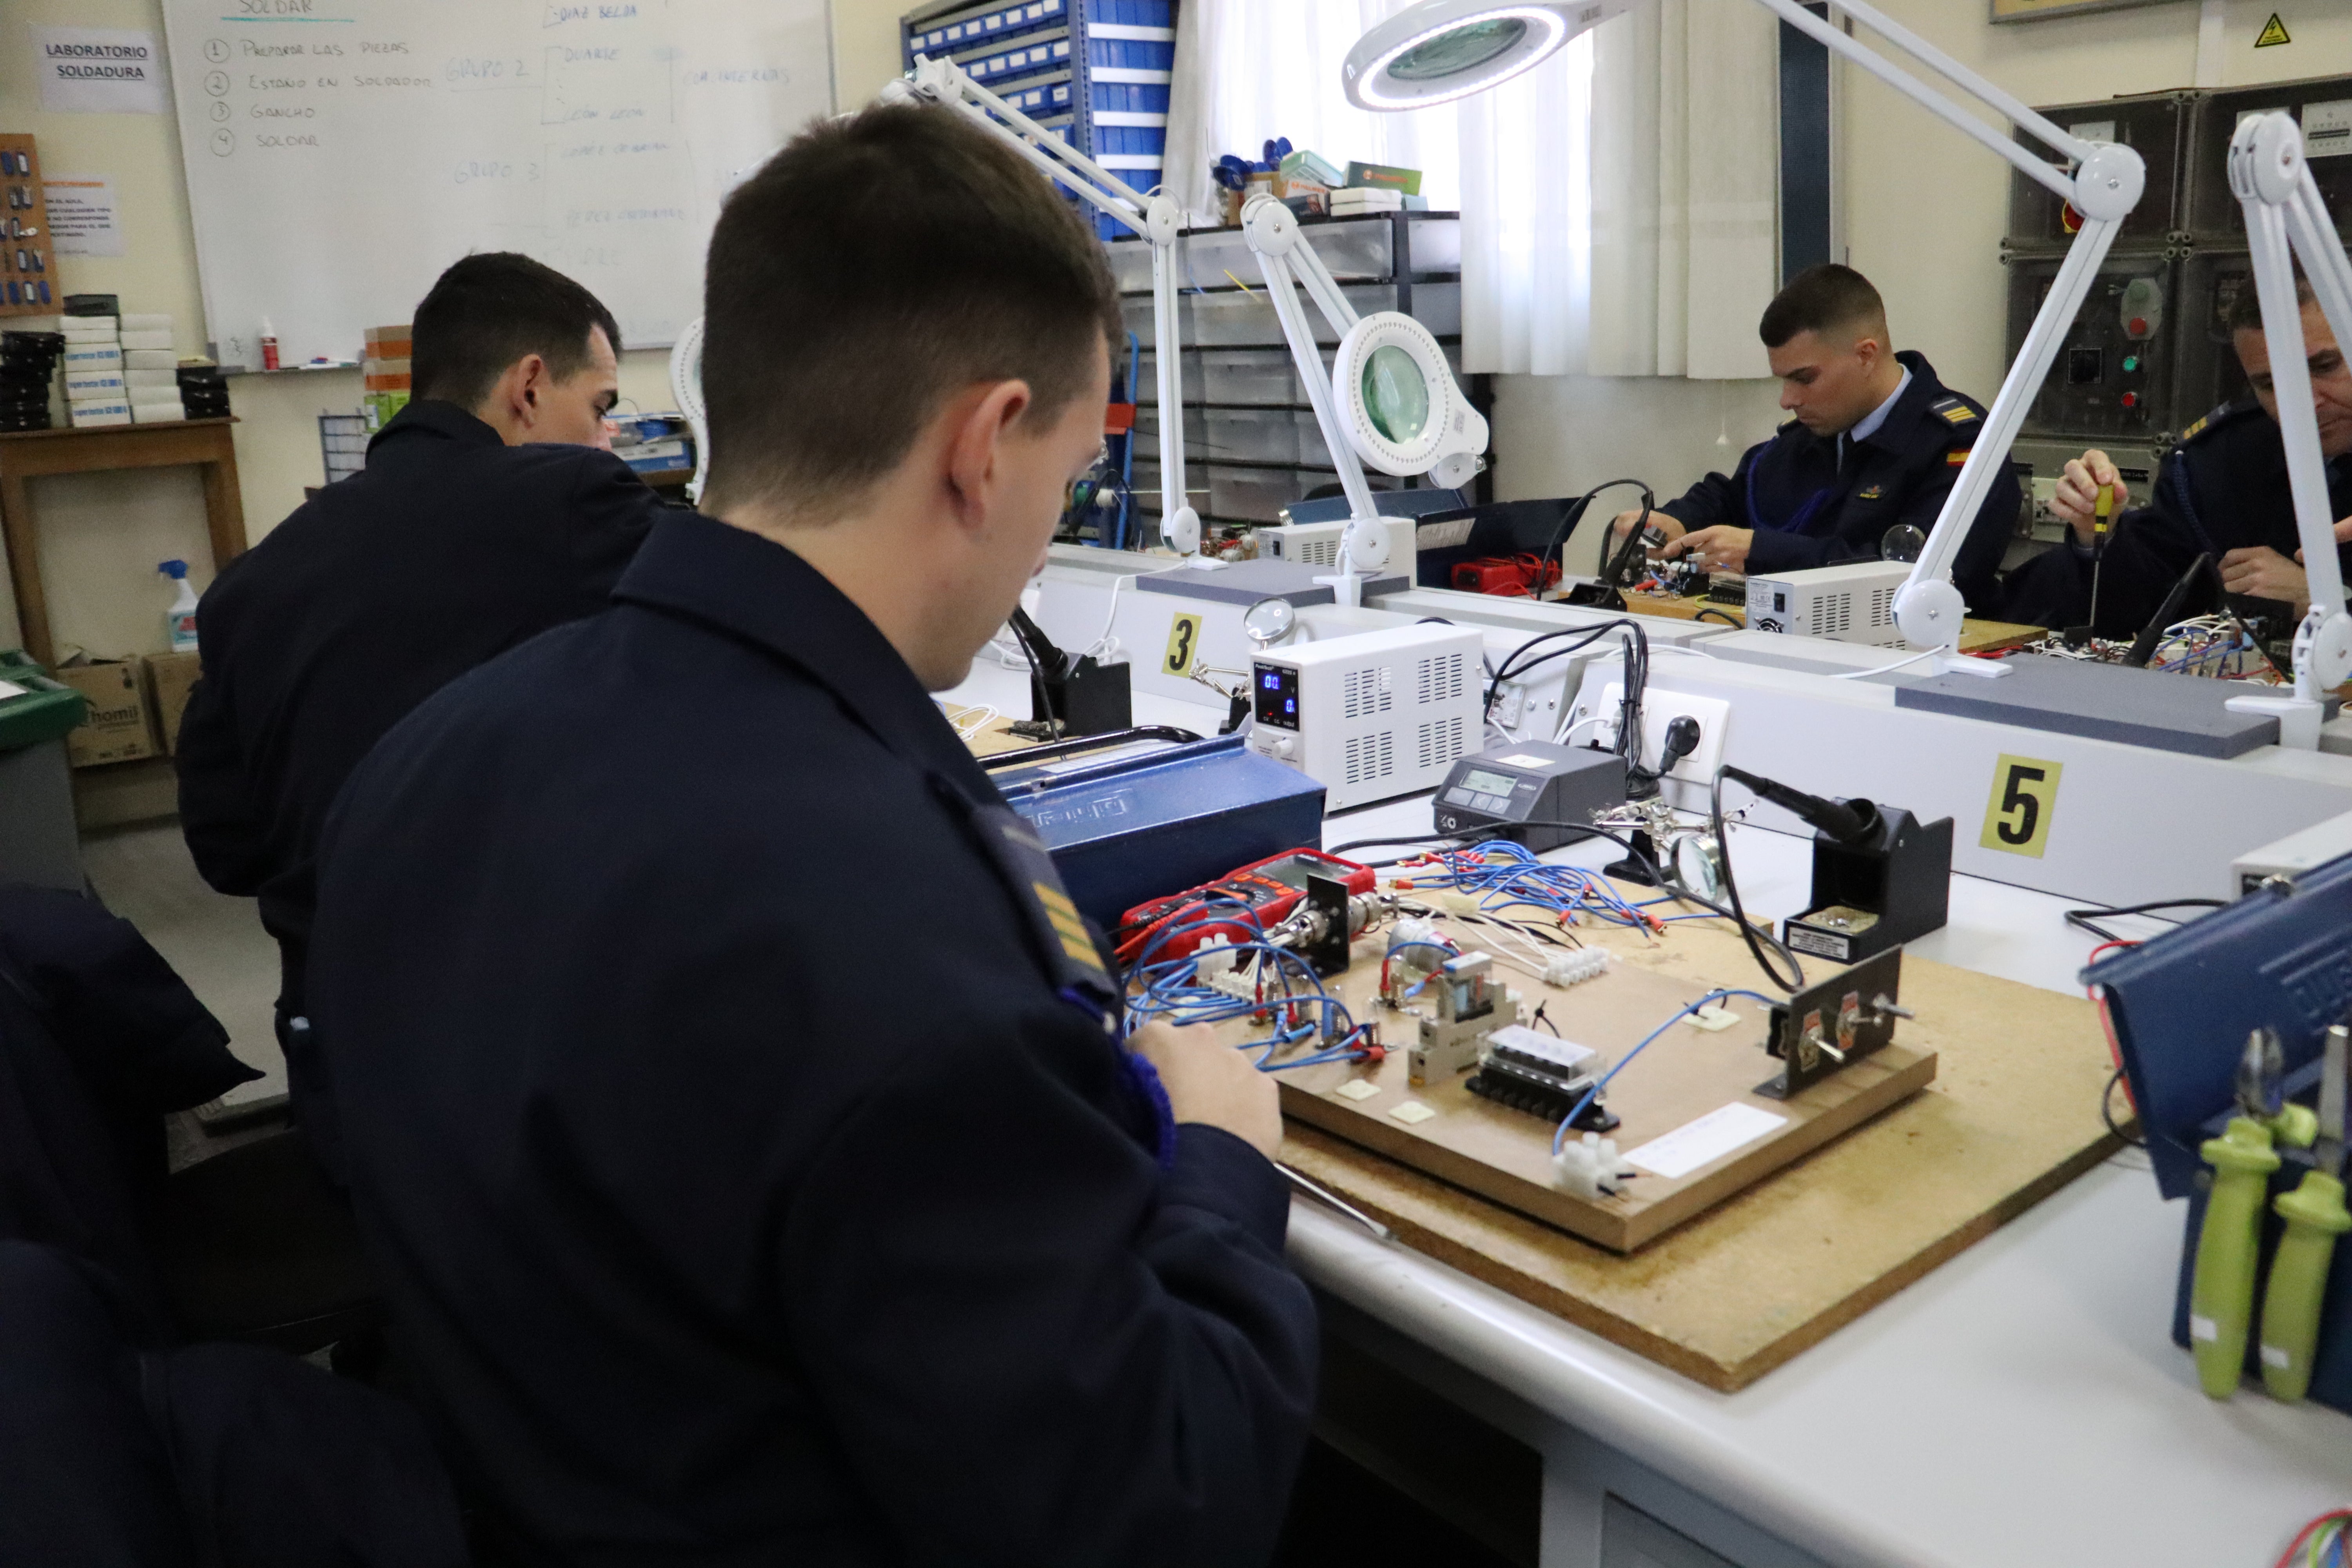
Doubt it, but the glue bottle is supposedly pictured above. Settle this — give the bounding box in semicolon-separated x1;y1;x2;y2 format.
160;559;198;652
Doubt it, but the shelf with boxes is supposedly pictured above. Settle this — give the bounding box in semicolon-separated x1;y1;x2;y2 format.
900;0;1173;240
1113;209;1485;540
2002;74;2352;540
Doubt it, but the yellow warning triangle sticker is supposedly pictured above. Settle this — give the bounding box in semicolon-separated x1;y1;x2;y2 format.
2256;13;2292;47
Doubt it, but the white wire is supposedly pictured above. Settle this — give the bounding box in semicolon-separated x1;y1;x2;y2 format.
1082;575;1130;662
1831;647;1944;681
1556;712;1611;746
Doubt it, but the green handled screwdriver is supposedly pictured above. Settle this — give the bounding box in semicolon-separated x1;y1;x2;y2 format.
2261;1021;2352;1401
2192;1029;2310;1397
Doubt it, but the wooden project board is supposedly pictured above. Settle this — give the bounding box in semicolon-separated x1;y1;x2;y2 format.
1617;593;2050;655
1274;906;2120;1391
1269;939;1934;1253
0;137;56;317
942;701;1039;759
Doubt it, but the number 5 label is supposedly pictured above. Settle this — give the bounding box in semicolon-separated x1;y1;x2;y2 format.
1980;754;2063;858
1163;612;1203;677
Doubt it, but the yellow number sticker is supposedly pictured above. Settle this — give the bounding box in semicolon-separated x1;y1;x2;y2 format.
1980;754;2063;858
1163;612;1203;677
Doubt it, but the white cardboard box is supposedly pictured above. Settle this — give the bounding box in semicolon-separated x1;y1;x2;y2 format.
62;344;122;371
130;401;186;424
123;349;177;370
64;371;125;397
123;368;178;390
117;330;173;352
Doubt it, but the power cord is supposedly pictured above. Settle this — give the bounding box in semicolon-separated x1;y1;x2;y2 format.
1535;477;1658;590
2061;898;2224;945
1707;767;1808;994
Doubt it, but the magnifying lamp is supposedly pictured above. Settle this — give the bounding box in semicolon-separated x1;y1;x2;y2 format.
1342;0;2147;675
667;317;710;506
1239;196;1485;606
2217;111;2352;747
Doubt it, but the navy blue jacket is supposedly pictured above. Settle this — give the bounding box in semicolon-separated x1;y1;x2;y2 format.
177;399;664;1016
1658;350;2018;613
2003;400;2352;637
310;514;1317;1567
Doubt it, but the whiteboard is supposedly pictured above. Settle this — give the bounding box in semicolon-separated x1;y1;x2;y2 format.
160;0;833;368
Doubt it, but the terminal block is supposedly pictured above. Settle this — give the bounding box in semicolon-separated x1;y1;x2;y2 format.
1466;1024;1619;1134
1407;953;1518;1087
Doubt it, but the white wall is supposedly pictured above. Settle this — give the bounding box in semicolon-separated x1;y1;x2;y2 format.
1491;0;2352;564
0;0;905;661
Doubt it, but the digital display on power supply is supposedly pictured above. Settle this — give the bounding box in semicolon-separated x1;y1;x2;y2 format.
1253;662;1300;730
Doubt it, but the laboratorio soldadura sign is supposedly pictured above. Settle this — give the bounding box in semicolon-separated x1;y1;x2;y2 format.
33;27;167;115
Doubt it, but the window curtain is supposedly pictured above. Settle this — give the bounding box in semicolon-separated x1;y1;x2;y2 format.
1582;0;1780;380
1165;0;1780;383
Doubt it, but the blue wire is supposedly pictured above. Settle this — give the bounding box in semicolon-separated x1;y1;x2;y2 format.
1552;989;1780;1154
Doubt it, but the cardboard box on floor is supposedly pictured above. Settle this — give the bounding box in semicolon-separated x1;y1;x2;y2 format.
51;657;156;767
144;651;200;755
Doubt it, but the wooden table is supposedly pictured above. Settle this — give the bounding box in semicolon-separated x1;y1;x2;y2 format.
1618;592;2051;655
0;419;246;667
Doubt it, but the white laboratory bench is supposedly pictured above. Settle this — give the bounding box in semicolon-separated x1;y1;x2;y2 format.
939;655;2352;1568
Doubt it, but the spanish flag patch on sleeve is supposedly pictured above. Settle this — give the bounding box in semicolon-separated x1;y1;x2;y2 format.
1947;448;1971;467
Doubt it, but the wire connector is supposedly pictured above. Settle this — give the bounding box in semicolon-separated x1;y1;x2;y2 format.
1542;949;1611;989
1553;1132;1628;1199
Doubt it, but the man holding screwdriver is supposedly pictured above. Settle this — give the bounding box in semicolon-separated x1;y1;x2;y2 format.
2007;276;2352;637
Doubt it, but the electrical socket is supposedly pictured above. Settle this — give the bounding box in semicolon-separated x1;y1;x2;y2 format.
1570;683;1730;785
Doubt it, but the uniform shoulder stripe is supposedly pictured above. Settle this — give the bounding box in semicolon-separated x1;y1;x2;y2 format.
2180;400;2257;446
1928;394;1980;426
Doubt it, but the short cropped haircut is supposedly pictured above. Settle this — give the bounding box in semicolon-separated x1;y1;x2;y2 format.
1759;263;1889;351
2227;272;2316;333
699;102;1122;517
410;253;621;410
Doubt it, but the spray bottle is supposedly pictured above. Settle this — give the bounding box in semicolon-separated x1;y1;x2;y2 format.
160;559;198;653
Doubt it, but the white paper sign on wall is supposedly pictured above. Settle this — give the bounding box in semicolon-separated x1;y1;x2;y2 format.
44;176;125;258
33;27;168;115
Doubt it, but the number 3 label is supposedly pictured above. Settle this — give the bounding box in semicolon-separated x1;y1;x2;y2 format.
1979;754;2063;858
1163;612;1203;677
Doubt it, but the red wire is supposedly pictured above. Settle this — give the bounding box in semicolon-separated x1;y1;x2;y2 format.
2081;938;2138;1000
2273;1510;2352;1568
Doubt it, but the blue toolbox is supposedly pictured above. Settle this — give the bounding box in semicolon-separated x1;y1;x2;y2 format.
2091;851;2352;1408
985;728;1325;931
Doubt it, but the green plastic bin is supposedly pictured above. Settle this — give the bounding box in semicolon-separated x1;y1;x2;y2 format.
0;651;92;891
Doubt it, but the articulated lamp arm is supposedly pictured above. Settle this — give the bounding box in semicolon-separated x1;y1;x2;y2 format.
887;54;1203;557
2232;110;2352;723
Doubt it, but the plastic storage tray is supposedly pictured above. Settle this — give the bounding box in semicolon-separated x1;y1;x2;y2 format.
1134;406;1332;466
1122;282;1461;350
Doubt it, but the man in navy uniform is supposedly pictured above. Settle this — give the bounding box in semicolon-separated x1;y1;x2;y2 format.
1610;264;2018;612
2008;276;2352;637
307;105;1316;1565
177;252;660;1145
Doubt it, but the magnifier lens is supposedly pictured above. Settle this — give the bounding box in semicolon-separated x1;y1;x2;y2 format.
1363;344;1431;443
1880;523;1927;564
1390;18;1527;82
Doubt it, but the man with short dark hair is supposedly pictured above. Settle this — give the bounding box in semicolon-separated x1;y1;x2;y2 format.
308;105;1317;1565
2006;276;2352;637
1610;263;2018;612
177;251;663;1112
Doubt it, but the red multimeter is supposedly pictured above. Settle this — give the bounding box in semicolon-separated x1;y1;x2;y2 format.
1112;848;1377;966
